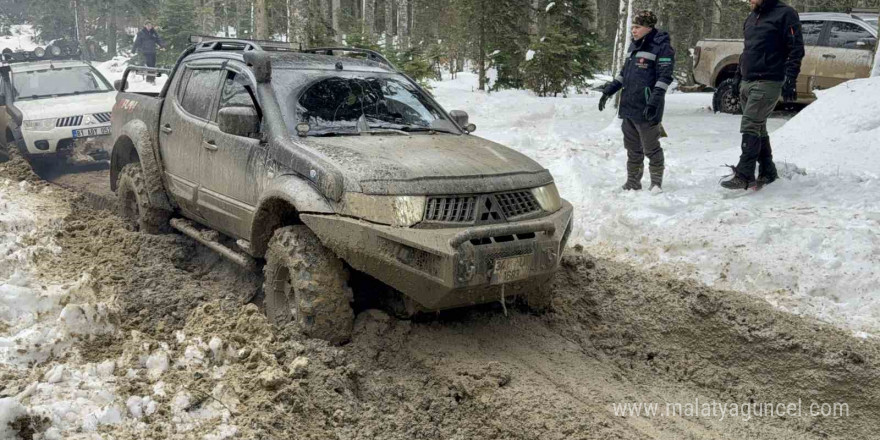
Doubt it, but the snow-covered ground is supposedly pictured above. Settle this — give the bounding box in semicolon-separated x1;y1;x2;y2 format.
96;56;167;94
432;72;880;336
0;25;38;52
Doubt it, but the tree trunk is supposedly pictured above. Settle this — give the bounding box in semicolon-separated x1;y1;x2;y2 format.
332;0;341;43
611;0;633;108
363;0;375;34
587;0;599;32
477;0;486;91
397;0;409;48
529;0;540;35
107;0;117;57
710;0;722;38
385;0;394;50
73;0;89;59
255;0;269;39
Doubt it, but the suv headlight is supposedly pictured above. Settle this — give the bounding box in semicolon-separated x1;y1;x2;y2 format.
22;118;57;131
341;193;426;227
532;183;562;213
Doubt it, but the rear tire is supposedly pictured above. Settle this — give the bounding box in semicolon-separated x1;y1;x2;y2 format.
116;163;170;234
262;225;354;344
712;78;743;115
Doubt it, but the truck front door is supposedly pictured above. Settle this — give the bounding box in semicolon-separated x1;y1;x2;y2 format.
197;66;267;239
813;20;876;91
158;63;223;218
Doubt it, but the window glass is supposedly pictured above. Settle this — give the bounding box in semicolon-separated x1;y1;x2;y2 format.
801;21;824;46
219;71;256;112
179;68;221;120
11;66;111;100
827;21;874;49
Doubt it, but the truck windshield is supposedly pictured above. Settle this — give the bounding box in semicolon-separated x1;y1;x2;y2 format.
12;66;112;100
275;71;459;135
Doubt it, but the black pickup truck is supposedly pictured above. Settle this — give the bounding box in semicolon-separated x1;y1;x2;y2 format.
109;38;574;343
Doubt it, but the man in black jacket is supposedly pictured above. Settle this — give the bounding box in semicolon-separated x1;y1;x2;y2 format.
132;21;165;84
599;10;675;192
721;0;804;190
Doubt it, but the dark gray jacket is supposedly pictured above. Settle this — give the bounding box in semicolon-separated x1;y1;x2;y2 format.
133;28;164;55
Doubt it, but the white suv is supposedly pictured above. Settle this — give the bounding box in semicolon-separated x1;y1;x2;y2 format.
2;57;115;163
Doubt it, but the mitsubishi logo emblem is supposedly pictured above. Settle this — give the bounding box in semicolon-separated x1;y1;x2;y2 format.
477;196;505;224
83;115;94;125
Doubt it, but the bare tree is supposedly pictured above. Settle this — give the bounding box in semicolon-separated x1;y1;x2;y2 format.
255;0;269;39
397;0;409;47
611;0;633;108
385;0;395;49
332;0;342;42
710;0;722;38
363;0;376;34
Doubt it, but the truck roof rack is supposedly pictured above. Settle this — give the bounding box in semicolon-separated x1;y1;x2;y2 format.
300;47;397;70
1;40;82;64
189;35;299;53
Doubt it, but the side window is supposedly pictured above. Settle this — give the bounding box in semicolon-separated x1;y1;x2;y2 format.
218;71;257;113
801;21;825;46
179;68;222;120
827;21;875;49
175;69;192;102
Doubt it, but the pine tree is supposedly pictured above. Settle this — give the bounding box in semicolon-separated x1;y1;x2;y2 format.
159;0;197;65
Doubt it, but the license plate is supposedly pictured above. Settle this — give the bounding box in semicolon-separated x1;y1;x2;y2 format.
72;126;111;139
490;254;533;285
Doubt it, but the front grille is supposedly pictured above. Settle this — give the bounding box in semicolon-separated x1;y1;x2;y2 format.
494;190;540;219
425;196;477;223
56;116;83;127
93;112;111;123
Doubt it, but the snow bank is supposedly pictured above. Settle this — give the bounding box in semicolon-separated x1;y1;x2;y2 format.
0;25;38;51
773;76;880;177
432;72;880;336
96;56;167;93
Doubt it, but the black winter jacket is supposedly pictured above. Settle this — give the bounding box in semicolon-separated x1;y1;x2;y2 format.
738;0;805;81
604;29;675;123
133;28;164;55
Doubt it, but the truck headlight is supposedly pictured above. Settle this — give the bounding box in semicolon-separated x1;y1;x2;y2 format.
532;183;562;213
22;118;57;131
341;193;426;227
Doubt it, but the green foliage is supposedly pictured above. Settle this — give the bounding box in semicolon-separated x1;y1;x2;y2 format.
345;30;437;89
523;0;600;97
158;0;197;66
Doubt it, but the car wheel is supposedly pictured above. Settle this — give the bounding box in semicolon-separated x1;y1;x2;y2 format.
712;78;743;115
116;163;170;234
262;225;354;345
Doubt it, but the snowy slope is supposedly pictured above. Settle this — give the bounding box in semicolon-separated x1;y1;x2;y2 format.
432;73;880;336
96;56;167;93
0;25;39;52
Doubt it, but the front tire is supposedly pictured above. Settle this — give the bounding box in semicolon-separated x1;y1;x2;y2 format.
262;225;354;344
712;78;742;115
116;163;170;234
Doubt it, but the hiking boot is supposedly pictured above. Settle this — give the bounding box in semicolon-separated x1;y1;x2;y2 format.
756;174;777;189
720;174;754;190
622;181;643;191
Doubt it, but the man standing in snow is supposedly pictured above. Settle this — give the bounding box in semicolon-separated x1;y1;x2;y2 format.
598;10;674;192
720;0;804;190
132;21;165;84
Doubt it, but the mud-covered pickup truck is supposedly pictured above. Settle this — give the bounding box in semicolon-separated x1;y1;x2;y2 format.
109;38;573;343
694;12;877;113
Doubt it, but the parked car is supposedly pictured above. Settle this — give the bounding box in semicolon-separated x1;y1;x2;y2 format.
693;12;878;114
108;39;574;344
1;44;114;164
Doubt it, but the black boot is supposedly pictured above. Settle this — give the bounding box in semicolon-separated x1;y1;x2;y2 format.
757;136;778;189
721;134;760;190
622;163;643;190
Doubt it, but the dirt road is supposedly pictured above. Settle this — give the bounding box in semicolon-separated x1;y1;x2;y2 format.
3;158;878;439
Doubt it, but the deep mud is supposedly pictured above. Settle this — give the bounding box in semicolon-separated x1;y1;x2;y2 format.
4;163;879;439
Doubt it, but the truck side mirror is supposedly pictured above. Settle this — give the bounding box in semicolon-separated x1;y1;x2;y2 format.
449;110;477;133
856;38;876;50
218;106;260;138
113;79;123;91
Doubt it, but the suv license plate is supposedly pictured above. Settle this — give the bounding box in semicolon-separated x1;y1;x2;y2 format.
72;126;111;139
491;254;533;285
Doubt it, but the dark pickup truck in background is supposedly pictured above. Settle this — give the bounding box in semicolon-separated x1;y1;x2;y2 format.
109;38;574;343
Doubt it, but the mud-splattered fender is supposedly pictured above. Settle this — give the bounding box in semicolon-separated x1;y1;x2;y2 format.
110;119;173;211
249;174;335;257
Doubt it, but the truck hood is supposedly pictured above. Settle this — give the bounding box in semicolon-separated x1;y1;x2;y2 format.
14;92;116;120
299;133;553;195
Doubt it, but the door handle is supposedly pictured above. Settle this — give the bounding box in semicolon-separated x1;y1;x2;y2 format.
161;124;173;134
822;54;836;59
202;140;218;151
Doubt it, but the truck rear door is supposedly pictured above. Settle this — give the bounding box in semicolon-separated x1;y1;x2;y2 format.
813;20;875;91
158;62;223;217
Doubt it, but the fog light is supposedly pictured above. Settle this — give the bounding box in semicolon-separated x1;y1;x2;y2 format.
34;140;50;151
34;47;45;58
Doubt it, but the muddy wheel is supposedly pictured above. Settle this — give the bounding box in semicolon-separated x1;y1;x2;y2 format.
712;78;743;115
263;225;353;344
116;163;170;234
524;276;554;312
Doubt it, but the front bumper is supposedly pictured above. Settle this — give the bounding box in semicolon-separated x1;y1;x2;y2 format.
301;200;574;311
19;124;111;156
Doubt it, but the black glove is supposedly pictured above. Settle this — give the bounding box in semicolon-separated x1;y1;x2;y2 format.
598;94;610;112
643;88;665;123
782;76;797;103
732;71;742;98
